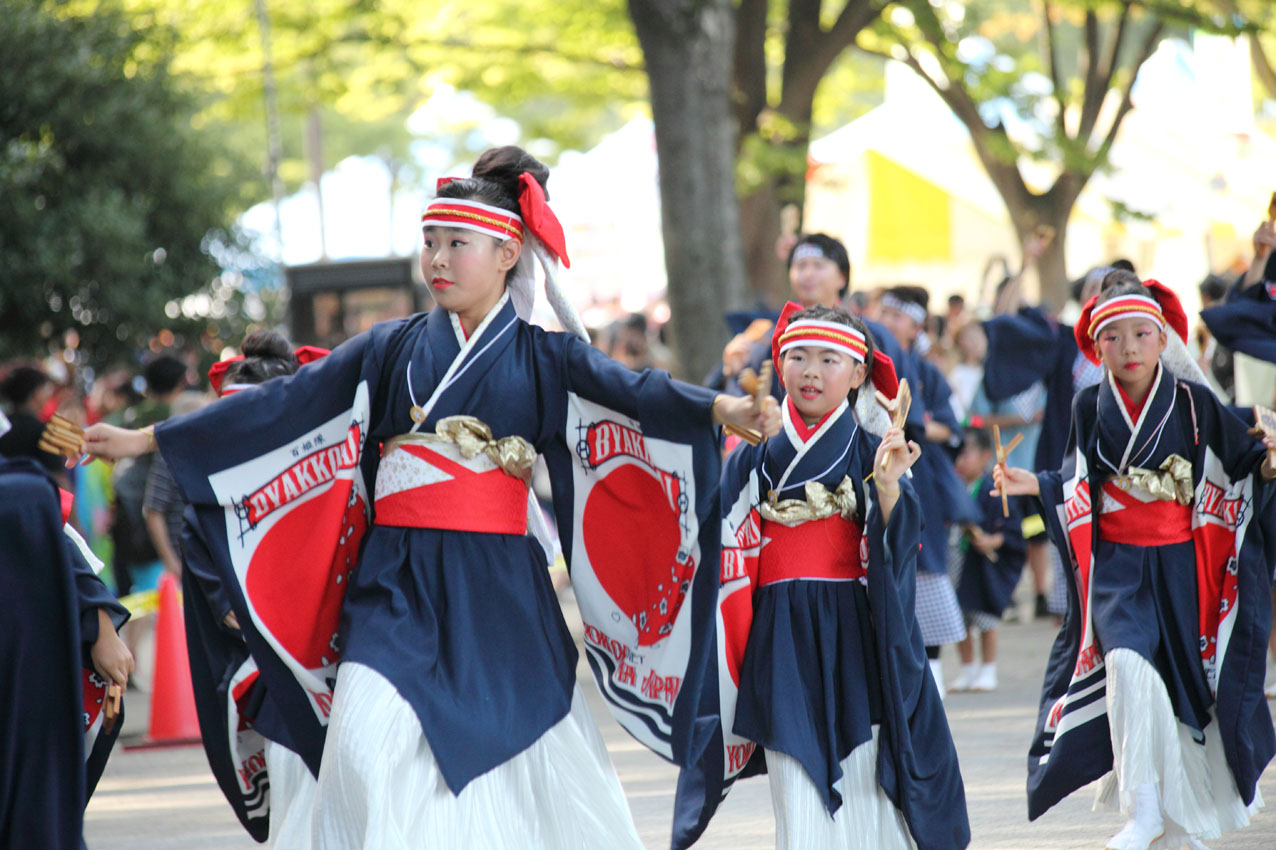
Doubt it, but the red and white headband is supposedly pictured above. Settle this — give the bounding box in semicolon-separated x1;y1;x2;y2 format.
770;301;900;398
1074;279;1189;365
421;198;524;243
427;173;570;268
1086;294;1163;339
776;319;868;364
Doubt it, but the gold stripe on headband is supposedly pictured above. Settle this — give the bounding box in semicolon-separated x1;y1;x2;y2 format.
778;327;867;348
422;207;524;238
1087;302;1163;340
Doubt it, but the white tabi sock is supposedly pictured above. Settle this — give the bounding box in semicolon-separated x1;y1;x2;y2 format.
1106;783;1164;850
951;663;979;692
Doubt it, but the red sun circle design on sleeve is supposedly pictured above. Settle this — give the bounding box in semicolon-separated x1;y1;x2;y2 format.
582;463;689;646
246;482;366;670
719;582;753;687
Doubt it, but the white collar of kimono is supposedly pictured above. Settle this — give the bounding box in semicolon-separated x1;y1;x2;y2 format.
772;398;852;496
1098;360;1174;473
406;291;517;433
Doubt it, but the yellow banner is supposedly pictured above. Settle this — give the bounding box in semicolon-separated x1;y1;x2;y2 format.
866;150;951;263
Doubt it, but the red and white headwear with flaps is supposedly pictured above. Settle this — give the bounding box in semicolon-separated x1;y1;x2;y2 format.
1075;279;1188;365
208;345;329;396
426;172;588;341
771;301;899;435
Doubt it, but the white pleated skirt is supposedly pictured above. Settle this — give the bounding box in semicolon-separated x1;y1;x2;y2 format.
291;661;643;850
1094;648;1263;841
267;741;318;849
766;727;915;850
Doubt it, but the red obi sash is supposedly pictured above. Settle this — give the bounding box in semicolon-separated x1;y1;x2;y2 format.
1096;480;1191;546
758;516;866;586
374;439;529;535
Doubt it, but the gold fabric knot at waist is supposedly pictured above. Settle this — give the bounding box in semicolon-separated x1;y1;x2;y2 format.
1120;453;1194;506
759;476;859;527
383;416;536;484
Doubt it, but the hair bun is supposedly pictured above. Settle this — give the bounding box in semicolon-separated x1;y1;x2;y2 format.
472;146;550;200
240;329;294;362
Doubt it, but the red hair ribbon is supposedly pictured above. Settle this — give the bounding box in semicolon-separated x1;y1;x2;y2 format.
1074;278;1188;365
208;345;331;395
518;172;570;268
435;176;459;191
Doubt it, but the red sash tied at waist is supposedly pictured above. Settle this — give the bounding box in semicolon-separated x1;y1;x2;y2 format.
374;439;529;535
758;516;866;586
1096;481;1191;546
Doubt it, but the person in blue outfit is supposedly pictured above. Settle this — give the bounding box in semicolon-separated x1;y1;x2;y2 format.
0;446;132;850
879;285;979;697
950;427;1026;693
673;303;970;850
706;235;925;433
76;145;779;850
996;278;1276;850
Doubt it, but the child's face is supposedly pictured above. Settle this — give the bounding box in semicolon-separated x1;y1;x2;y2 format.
879;306;920;349
788;256;845;308
1095;316;1166;392
955;443;992;483
421;226;519;318
955;322;987;363
781;346;867;424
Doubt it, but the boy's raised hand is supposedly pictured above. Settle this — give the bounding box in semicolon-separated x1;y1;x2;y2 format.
991;463;1040;498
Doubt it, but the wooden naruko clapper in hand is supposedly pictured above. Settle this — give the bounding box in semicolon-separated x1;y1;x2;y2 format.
725;360;773;446
993;424;1024;518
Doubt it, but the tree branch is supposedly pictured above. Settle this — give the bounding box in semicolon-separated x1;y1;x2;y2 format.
733;0;769;136
779;0;882;116
1097;2;1132;94
862;41;1032;211
1077;9;1105;141
1251;31;1276;99
1040;0;1068;139
1095;21;1164;166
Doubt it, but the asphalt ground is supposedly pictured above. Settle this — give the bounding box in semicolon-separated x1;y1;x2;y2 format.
85;592;1276;849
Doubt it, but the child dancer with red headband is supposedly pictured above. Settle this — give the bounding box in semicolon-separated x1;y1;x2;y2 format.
76;146;779;849
674;303;969;850
996;276;1276;850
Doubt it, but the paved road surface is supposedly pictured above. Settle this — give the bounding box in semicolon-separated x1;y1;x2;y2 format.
85;593;1276;849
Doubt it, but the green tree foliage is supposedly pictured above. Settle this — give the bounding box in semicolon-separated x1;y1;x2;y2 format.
0;1;251;366
71;0;648;206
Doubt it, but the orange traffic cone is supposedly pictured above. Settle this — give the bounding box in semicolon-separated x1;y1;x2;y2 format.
131;571;201;747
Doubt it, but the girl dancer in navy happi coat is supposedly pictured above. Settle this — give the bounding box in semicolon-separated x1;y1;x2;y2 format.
77;146;780;849
997;278;1276;850
674;303;969;850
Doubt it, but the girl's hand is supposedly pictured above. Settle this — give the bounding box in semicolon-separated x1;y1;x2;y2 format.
1261;434;1276;480
90;611;134;689
1252;219;1276;259
992;463;1039;497
67;422;153;467
874;426;922;487
713;394;781;439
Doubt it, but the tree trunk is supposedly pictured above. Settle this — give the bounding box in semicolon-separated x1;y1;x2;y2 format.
630;0;747;380
1005;199;1073;312
738;176;788;305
